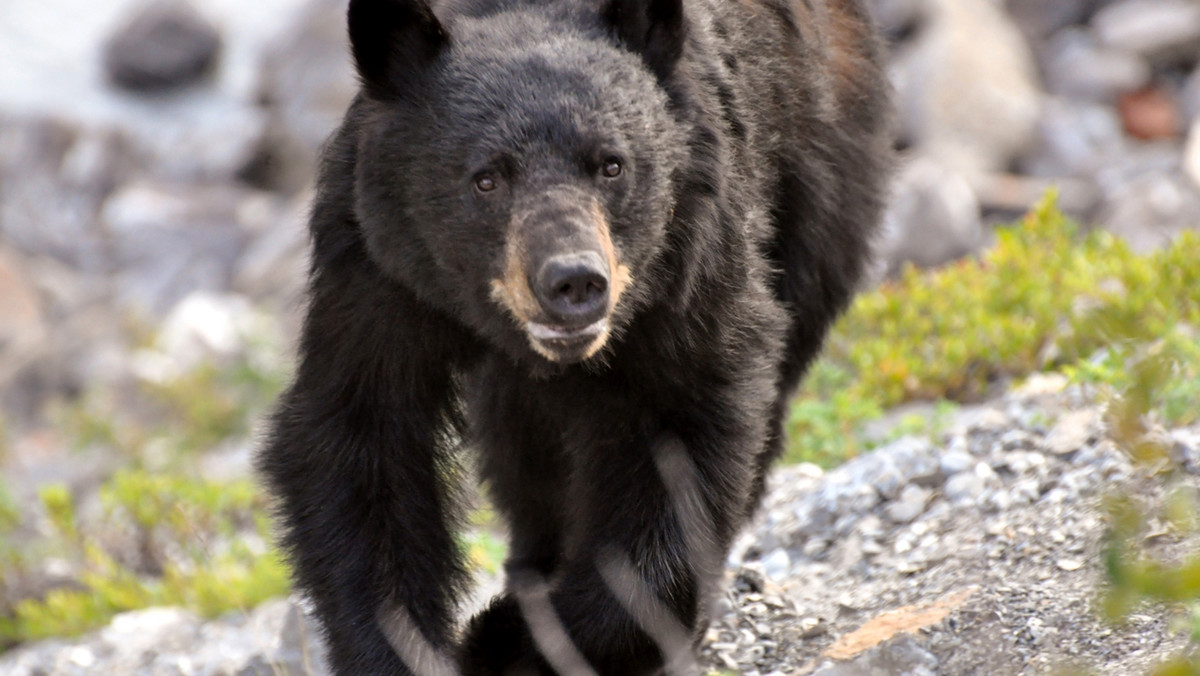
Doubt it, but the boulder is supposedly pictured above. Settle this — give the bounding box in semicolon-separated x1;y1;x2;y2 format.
102;0;221;93
891;0;1043;179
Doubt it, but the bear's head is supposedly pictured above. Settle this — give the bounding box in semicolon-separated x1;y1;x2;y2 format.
347;0;691;365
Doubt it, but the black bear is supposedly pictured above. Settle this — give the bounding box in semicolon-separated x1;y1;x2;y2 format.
257;0;891;674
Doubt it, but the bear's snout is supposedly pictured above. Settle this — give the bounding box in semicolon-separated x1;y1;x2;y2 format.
533;251;610;328
486;191;633;363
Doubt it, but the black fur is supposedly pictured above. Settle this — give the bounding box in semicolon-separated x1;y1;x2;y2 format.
257;0;891;673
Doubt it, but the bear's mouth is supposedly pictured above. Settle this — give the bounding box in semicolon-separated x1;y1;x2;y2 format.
526;318;607;342
525;318;609;362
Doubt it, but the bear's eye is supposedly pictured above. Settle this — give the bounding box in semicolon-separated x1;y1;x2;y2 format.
602;158;622;178
474;174;498;193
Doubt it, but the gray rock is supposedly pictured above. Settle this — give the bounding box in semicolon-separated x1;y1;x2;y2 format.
1170;428;1200;473
274;599;331;675
0;599;331;676
887;484;932;524
1097;171;1200;253
864;458;907;500
1023;97;1127;179
102;181;258;315
232;191;311;313
878;436;945;487
1005;0;1095;37
875;156;983;277
1092;0;1200;66
793;500;836;539
811;634;939;676
939;450;975;476
102;0;221;92
891;0;1042;178
255;0;359;191
873;634;940;674
811;659;872;676
1010;478;1043;504
1044;28;1151;102
1094;142;1188;196
1183;66;1200;122
0;116;135;271
945;471;987;504
99;607;204;672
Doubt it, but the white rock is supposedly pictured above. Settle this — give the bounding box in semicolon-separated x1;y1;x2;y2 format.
100;607;202;666
875;155;983;278
1093;0;1200;65
762;549;792;581
1185;119;1200;191
891;0;1042;178
1043;409;1099;456
133;291;270;381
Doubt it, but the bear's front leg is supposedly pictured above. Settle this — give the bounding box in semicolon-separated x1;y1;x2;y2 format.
461;409;756;676
259;266;477;676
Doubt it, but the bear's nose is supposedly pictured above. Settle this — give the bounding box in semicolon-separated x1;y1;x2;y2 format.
534;252;610;326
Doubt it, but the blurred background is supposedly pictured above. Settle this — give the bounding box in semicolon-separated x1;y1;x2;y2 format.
0;0;1197;673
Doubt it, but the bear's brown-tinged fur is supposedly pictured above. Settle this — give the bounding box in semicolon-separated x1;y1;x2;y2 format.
257;0;891;673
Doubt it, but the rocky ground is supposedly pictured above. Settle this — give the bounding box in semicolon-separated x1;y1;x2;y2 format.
2;379;1197;675
1;0;1199;674
706;379;1199;676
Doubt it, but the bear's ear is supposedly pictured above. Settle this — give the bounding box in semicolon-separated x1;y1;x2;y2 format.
603;0;687;82
348;0;448;99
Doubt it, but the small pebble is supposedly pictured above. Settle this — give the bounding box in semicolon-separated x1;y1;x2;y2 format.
940;449;975;476
886;484;932;523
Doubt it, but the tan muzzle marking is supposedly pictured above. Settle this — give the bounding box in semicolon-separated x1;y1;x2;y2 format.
489;200;635;361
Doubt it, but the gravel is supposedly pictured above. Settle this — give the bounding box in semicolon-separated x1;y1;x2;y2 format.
704;382;1197;676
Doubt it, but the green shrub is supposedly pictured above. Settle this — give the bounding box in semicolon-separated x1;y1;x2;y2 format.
0;471;289;644
786;193;1200;466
